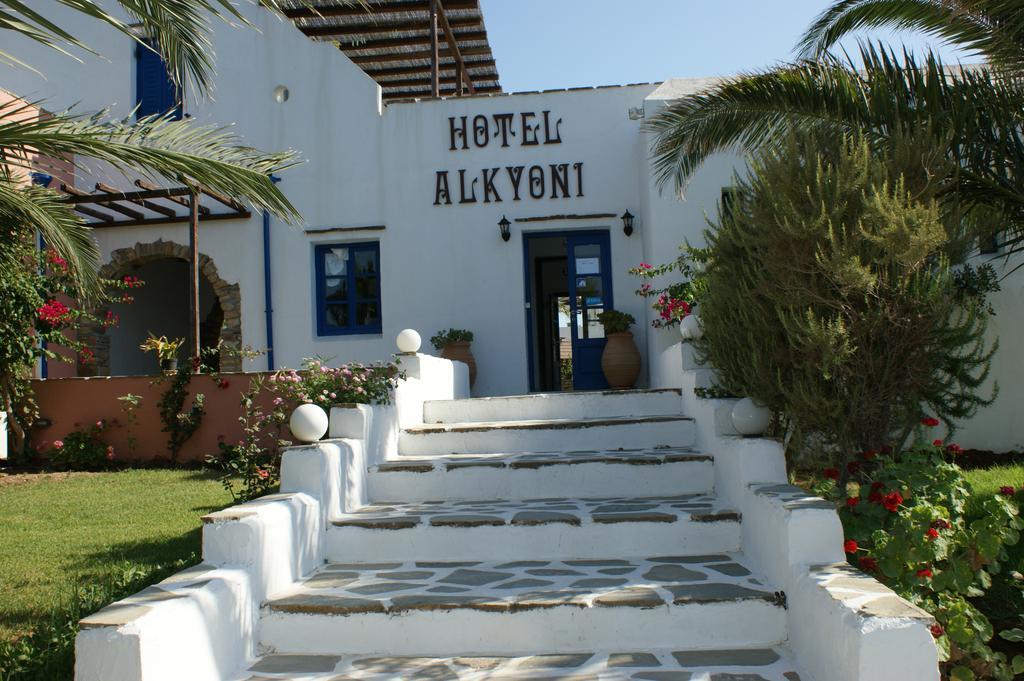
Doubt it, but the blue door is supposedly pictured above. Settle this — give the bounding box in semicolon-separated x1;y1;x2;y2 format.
566;233;613;390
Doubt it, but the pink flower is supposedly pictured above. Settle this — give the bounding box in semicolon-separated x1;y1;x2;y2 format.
999;486;1016;497
272;397;284;406
53;440;64;449
106;446;116;461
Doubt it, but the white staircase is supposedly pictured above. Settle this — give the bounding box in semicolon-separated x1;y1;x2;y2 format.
75;352;939;681
252;388;803;680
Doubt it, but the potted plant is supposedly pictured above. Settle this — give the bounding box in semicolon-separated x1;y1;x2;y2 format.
140;334;184;373
597;310;640;389
430;328;476;387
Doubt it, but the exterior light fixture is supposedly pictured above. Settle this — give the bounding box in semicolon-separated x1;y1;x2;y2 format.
498;215;511;242
621;210;635;236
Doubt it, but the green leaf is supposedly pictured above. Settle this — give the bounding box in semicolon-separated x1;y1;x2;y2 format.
1000;628;1024;643
950;666;976;681
1012;654;1024;675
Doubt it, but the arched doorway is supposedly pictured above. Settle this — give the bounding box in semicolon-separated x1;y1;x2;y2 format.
80;240;242;375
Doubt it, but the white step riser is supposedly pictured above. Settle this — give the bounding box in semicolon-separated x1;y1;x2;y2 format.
368;460;714;502
424;390;683;424
400;419;695;456
260;601;786;656
326;520;740;563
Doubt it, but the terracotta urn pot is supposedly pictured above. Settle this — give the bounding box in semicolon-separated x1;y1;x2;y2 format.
441;340;477;387
601;331;641;389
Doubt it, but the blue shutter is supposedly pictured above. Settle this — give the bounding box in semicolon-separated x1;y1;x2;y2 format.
135;39;181;120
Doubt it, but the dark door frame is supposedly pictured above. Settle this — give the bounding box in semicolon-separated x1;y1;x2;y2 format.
522;229;613;393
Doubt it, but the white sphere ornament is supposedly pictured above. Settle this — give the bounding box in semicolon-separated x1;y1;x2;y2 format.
289;403;328;443
731;397;771;436
679;313;703;340
396;328;422;354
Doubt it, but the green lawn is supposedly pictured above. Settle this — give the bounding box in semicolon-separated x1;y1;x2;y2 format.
0;469;232;644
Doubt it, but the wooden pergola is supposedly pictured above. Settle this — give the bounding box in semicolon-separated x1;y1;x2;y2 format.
59;181;251;364
281;0;501;102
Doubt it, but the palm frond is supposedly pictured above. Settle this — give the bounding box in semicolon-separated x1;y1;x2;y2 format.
0;0;293;98
796;0;1024;71
0;100;302;223
0;181;100;298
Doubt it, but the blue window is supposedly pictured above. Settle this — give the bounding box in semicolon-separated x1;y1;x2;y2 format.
135;39;182;120
315;242;383;336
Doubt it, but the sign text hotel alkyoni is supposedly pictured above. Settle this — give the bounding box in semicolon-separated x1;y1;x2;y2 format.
434;111;584;205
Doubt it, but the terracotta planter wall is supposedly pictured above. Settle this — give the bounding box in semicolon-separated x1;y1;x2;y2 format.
440;341;477;388
601;331;641;389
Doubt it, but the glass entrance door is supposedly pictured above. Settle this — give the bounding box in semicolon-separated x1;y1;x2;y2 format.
566;233;613;390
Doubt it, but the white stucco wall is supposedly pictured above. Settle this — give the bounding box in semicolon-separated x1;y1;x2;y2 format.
6;2;1020;449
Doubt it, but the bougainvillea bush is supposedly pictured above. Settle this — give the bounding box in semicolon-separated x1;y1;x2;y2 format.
0;228;141;458
629;246;707;329
816;433;1023;681
208;357;403;502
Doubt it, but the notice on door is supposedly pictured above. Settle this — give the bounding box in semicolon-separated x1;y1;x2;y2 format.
576;257;600;274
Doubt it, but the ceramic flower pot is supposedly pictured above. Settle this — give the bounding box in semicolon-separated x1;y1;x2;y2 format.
731;397;771;436
441;340;476;387
160;357;178;374
601;331;641;389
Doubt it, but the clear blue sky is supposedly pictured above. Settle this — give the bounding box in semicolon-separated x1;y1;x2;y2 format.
478;0;973;92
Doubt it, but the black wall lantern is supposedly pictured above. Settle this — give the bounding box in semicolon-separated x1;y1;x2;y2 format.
498;215;511;242
621;210;635;236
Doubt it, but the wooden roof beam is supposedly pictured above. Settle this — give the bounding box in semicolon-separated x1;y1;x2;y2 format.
135;179;210;215
95;181;177;217
298;15;480;37
363;58;494;77
436;0;474;94
346;43;491;64
385;83;501;98
334;29;485;50
283;0;477;20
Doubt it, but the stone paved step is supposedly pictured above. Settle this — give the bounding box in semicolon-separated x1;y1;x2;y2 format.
326;494;741;562
260;554;787;657
399;415;695;456
369;448;714;502
423;388;684;425
236;646;808;680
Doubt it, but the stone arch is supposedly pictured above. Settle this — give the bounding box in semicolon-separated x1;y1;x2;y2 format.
81;239;242;374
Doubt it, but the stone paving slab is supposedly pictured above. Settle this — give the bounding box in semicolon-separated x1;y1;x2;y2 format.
331;494;738;530
372;448;711;474
265;553;778;616
235;647;807;680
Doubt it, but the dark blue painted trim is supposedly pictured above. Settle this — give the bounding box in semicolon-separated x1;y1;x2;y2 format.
314;241;383;337
262;175;280;370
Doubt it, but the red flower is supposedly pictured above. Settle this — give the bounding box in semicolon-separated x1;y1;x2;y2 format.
926;528;939;540
858;556;878;572
932;439;944;447
861;449;878;461
844;539;858;554
638;262;652;270
823;468;840;481
930;624;945;639
945;443;963;456
999;486;1016;497
846;497;860;508
256;468;270;480
921;417;940;427
882;491;904;513
37;299;71;327
217;378;230;390
931;519;951;530
847;461;861;475
916;567;933;579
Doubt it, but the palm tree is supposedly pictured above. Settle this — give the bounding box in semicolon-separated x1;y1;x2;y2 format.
1;0;303;296
648;0;1024;253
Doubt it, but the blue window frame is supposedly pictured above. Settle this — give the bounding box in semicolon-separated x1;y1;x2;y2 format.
135;39;182;120
314;242;383;336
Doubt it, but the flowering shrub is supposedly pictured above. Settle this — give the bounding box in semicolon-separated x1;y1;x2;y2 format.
207;357;404;502
430;328;474;349
629;246;707;328
817;439;1023;680
268;357;402;407
48;420;118;471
